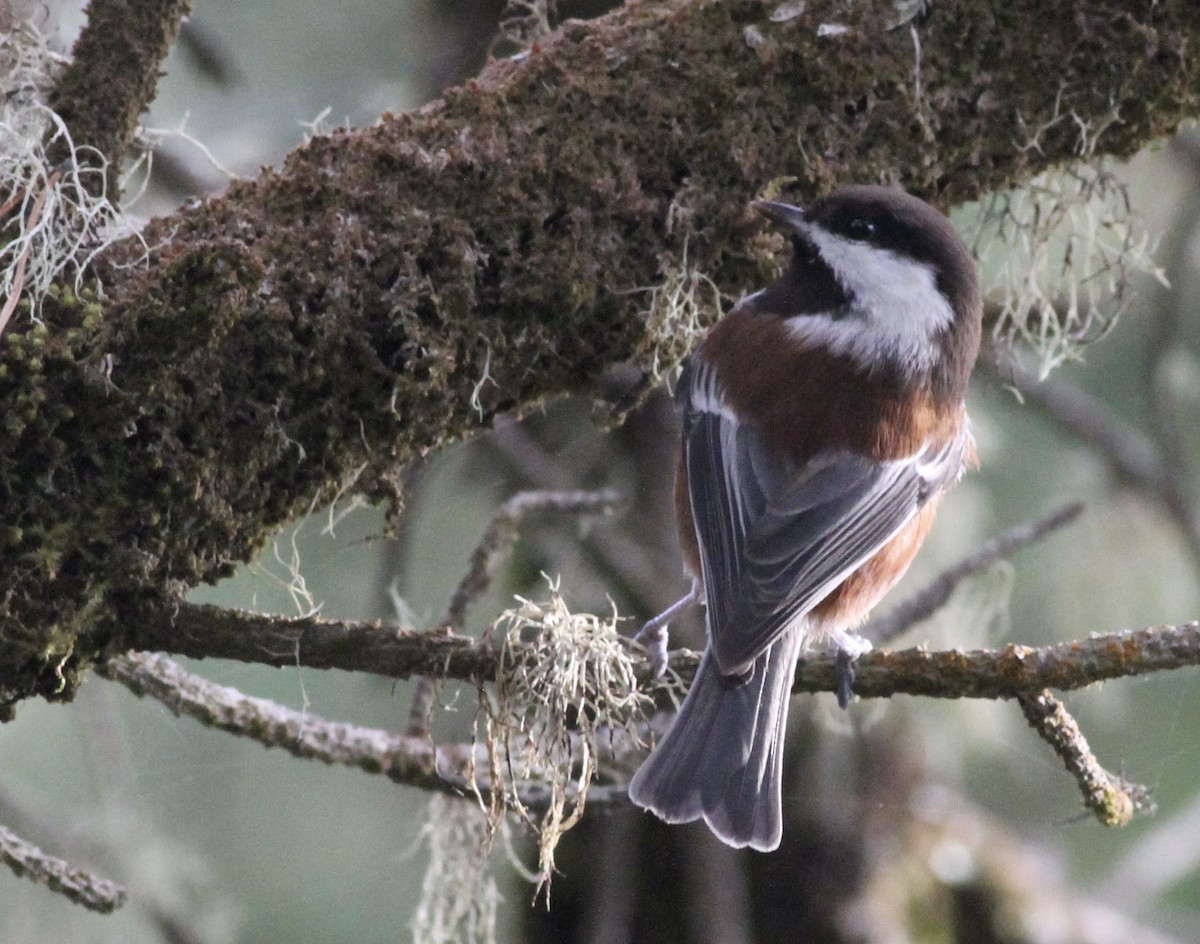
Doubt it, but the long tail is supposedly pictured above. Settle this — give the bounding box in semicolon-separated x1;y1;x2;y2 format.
628;630;804;852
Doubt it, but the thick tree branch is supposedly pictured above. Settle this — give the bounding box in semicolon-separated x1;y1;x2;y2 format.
5;0;1200;710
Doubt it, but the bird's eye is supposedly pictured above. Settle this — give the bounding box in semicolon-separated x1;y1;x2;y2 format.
845;218;876;240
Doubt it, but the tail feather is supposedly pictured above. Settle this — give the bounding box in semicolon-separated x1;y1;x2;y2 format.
629;630;804;852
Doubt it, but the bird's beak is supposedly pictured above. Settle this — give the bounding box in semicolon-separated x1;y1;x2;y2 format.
753;200;807;232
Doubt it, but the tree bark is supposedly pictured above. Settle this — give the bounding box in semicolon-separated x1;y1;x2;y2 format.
3;0;1198;711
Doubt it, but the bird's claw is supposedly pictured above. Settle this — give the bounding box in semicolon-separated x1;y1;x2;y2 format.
634;622;670;679
633;584;699;680
833;634;872;709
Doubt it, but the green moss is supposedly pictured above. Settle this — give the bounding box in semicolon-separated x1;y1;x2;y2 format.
2;0;1198;710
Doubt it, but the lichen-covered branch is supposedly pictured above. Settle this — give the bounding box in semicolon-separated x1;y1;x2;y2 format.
4;0;1200;711
99;650;630;813
99;651;473;796
1017;689;1154;826
0;821;127;914
803;623;1200;700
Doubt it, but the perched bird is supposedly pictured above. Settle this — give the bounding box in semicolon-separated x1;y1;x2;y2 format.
629;185;982;852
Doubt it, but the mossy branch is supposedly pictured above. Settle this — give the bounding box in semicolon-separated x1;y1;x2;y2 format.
47;0;194;199
3;0;1200;710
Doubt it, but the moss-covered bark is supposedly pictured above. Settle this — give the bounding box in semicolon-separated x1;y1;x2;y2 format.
48;0;195;198
2;0;1198;712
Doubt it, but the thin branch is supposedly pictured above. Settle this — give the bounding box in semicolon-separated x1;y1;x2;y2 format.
407;487;622;737
0;822;126;914
816;623;1200;700
438;489;623;633
177;18;243;89
121;601;1200;701
989;358;1169;489
99;651;465;795
1017;689;1154;826
987;359;1200;566
868;502;1084;645
405;678;443;740
47;0;194;198
98;651;629;813
486;421;676;615
100;640;1181;831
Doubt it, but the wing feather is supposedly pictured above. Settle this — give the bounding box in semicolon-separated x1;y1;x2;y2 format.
680;358;966;677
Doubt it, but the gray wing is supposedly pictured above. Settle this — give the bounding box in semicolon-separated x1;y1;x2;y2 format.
680;358;966;677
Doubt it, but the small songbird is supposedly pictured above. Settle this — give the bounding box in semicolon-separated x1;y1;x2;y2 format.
629;185;982;851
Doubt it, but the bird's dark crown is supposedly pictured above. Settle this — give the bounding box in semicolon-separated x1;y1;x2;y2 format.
752;186;982;401
796;185;980;323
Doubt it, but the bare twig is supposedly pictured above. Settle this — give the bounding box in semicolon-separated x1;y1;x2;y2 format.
405;676;444;740
439;489;623;634
1017;689;1153;826
121;600;498;678
405;488;623;738
987;359;1200;566
0;822;126;914
177;18;242;88
100;651;468;796
868;502;1085;645
486;422;673;614
99;651;633;813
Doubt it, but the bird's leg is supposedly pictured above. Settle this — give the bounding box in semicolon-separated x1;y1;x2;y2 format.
634;580;699;679
831;630;872;710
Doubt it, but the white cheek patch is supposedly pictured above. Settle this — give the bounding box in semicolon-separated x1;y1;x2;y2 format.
785;226;955;375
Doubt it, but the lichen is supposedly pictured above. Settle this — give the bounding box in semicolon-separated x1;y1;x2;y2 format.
1;0;1198;711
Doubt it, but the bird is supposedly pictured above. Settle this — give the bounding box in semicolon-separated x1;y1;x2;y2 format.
628;185;982;852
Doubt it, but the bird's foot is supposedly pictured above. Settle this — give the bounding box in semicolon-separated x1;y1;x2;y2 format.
832;632;872;710
634;583;699;679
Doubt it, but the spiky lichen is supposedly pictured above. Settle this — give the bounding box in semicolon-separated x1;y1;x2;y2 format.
967;161;1166;374
483;581;648;893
